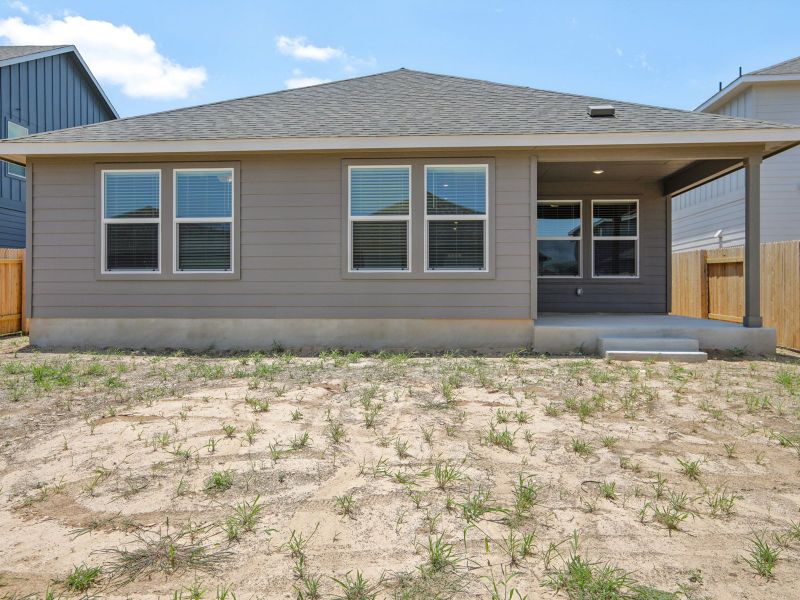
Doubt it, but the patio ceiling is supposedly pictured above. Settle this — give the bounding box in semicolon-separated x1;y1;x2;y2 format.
538;160;694;183
537;138;799;197
539;157;757;197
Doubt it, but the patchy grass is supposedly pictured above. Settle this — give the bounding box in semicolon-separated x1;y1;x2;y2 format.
98;526;235;584
62;563;102;592
0;336;798;598
743;533;780;579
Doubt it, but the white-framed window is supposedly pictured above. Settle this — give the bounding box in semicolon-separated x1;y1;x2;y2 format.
348;165;411;272
101;169;161;273
424;164;488;272
591;199;638;278
537;200;581;277
5;120;28;179
173;168;235;273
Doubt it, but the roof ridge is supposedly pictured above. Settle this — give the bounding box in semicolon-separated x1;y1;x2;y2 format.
400;68;798;127
748;55;800;75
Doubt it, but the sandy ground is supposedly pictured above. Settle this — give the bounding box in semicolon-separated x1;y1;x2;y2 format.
0;336;799;599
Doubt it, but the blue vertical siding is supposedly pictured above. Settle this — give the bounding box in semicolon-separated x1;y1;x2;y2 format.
0;51;115;247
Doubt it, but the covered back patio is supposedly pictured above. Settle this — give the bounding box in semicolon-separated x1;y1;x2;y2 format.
531;142;786;357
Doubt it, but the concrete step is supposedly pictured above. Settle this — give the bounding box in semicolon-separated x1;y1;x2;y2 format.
598;336;700;353
604;350;708;363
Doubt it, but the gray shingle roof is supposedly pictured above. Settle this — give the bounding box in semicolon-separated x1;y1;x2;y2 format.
15;69;795;144
748;56;800;76
0;45;69;62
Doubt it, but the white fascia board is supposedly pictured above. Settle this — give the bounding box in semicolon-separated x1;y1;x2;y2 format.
696;74;800;113
3;128;800;164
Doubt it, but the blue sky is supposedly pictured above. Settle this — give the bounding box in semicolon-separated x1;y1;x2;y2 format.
1;0;799;117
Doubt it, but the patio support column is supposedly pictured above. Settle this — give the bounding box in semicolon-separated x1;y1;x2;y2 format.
743;154;763;328
666;194;673;314
529;155;538;320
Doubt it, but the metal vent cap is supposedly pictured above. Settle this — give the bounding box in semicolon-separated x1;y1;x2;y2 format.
588;104;615;117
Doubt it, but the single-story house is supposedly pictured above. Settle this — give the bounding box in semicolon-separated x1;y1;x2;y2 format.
1;69;798;354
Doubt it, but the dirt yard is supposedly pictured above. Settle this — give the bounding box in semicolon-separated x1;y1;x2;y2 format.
0;336;799;599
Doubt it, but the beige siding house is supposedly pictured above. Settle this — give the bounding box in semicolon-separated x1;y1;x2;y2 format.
1;69;798;353
673;56;800;251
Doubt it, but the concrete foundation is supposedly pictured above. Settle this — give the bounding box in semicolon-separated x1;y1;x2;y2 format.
29;318;535;352
534;314;776;355
28;314;776;355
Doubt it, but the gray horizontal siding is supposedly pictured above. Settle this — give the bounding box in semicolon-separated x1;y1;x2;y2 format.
1;51;115;247
31;267;532;284
33;294;530;308
537;182;667;313
35;306;530;319
30;154;532;320
33;281;533;295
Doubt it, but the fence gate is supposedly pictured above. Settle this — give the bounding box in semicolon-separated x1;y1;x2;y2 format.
706;256;743;323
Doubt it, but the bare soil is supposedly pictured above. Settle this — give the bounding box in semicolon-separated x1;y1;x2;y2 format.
0;335;799;599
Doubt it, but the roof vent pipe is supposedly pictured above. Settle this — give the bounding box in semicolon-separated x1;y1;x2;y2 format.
587;104;615;117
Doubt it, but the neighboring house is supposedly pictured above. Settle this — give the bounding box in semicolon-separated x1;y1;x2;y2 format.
1;69;798;352
0;45;117;247
673;56;800;251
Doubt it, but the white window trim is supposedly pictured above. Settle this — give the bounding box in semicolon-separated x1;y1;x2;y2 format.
5;120;28;180
537;199;582;279
101;169;161;275
423;164;489;273
591;199;639;279
347;164;412;273
173;167;235;274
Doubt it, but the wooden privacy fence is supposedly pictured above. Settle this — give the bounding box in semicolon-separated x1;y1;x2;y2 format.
0;248;26;336
671;240;800;350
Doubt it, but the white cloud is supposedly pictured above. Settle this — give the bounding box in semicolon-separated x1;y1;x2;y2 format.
0;15;207;99
275;35;376;89
284;69;331;89
276;35;343;62
8;1;29;13
615;47;623;57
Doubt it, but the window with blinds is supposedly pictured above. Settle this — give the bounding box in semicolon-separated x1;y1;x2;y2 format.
349;166;410;271
175;169;234;272
425;165;488;271
537;201;581;277
592;200;638;277
102;170;160;272
5;121;28;179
